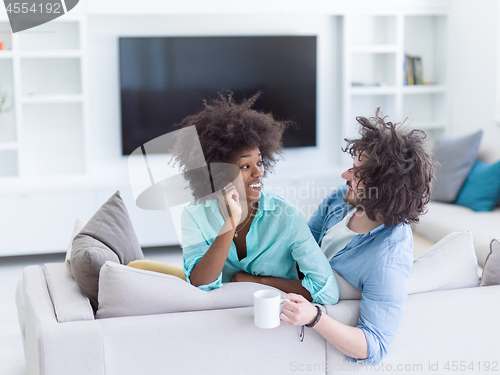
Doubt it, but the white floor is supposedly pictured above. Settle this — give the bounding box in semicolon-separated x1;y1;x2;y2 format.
0;237;433;375
0;246;184;375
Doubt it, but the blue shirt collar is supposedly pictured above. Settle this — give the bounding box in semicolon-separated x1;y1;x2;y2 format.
346;207;387;237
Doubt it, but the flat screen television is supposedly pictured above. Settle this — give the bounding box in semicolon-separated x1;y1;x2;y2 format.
119;36;317;155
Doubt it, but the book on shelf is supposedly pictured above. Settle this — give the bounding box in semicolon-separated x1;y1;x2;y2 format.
404;54;423;85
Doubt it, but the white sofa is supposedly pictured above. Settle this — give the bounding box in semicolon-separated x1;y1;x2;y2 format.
16;231;500;375
412;142;500;268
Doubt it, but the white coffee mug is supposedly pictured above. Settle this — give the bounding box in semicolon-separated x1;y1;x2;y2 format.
253;289;286;329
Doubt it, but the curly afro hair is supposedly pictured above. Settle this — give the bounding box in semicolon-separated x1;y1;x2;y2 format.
171;90;290;200
343;109;434;227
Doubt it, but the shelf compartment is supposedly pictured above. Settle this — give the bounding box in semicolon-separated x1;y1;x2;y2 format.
0;22;13;51
406;120;447;130
0;110;17;143
348;94;398;138
0;58;16;143
351;53;397;87
416;128;446;143
0;149;18;177
404;15;447;85
402;92;447;129
351;94;397;118
18;21;80;51
21;58;81;96
401;84;447;94
350;86;398;96
350;15;397;46
22;102;85;176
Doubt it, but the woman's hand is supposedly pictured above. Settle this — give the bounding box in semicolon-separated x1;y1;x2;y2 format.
218;182;242;227
280;293;319;326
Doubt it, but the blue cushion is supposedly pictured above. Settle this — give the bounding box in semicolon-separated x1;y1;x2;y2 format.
455;161;500;211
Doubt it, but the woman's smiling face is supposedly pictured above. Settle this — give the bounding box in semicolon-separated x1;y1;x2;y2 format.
232;147;264;205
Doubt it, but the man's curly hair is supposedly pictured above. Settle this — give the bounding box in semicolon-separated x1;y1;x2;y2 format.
172;90;289;200
344;109;434;227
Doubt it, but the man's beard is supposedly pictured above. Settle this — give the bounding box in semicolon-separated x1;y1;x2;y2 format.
344;183;362;207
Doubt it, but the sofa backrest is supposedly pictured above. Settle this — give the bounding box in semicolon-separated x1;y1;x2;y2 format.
333;231;480;300
39;231;479;322
478;142;500;164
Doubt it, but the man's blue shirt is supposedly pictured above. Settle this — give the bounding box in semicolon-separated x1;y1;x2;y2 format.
308;185;413;365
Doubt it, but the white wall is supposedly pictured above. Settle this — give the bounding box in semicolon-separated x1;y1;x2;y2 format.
447;0;499;143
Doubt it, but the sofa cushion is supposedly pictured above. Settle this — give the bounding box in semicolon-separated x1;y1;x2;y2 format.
477;141;500;164
455;161;500;212
431;130;483;203
335;271;362;300
412;201;500;267
65;218;86;277
43;263;94;322
97;261;281;319
407;231;479;294
480;238;500;287
127;259;186;281
71;191;144;311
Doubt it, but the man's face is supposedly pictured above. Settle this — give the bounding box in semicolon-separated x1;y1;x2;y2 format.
341;153;366;207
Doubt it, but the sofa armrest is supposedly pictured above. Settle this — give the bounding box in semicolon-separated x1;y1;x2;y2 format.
43;263;94;322
21;265;105;375
22;265;59;375
37;320;104;375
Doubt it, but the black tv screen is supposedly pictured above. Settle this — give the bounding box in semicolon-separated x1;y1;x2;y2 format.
119;36;317;155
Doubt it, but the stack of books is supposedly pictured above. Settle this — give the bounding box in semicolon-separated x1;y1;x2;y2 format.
404;54;423;85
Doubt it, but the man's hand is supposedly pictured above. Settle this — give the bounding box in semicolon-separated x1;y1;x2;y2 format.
280;293;318;326
230;271;262;283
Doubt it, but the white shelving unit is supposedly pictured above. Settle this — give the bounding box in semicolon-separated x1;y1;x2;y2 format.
343;13;449;146
0;17;92;257
0;18;87;179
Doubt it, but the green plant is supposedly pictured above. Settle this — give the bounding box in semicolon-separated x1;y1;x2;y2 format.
0;86;13;114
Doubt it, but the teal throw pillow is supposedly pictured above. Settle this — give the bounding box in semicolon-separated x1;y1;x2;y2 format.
455;161;500;211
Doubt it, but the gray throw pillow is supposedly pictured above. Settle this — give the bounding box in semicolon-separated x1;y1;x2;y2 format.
71;191;144;311
97;261;281;319
480;238;500;287
431;130;483;203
